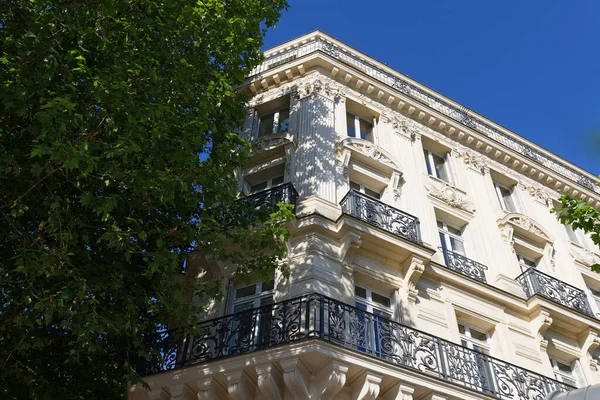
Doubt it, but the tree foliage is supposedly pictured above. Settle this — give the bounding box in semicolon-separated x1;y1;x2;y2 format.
553;194;600;272
0;1;290;398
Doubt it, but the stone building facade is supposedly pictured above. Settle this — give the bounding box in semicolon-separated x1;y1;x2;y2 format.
129;31;600;400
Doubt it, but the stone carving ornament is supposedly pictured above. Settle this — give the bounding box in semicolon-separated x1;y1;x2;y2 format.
425;181;475;213
569;244;600;268
453;146;488;174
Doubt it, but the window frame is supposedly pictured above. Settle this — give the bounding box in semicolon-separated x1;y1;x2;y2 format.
515;252;538;272
424;148;452;183
258;106;290;137
231;280;275;313
248;175;285;194
549;358;578;387
350;180;382;200
458;322;491;353
438;220;466;256
354;285;392;317
493;181;518;213
346;111;375;143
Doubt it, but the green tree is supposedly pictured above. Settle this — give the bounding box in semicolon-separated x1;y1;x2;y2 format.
553;193;600;272
0;1;290;398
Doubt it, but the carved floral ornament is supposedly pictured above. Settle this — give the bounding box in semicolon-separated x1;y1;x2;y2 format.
293;77;342;102
251;133;296;153
452;146;488;174
425;180;475;213
497;213;553;244
569;243;600;268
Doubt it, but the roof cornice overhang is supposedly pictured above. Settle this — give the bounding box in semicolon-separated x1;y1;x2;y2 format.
243;32;600;207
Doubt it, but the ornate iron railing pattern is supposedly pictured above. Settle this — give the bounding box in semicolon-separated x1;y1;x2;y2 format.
440;247;488;283
137;294;572;399
240;182;298;214
340;190;421;244
249;37;599;193
516;267;593;317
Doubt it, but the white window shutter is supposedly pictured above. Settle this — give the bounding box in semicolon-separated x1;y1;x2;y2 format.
572;359;587;388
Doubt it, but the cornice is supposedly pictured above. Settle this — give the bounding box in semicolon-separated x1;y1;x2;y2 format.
245;32;600;207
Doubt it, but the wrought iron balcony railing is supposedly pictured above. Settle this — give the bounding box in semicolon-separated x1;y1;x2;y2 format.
440;247;488;283
137;294;572;400
241;182;298;213
340;190;421;244
516;267;594;317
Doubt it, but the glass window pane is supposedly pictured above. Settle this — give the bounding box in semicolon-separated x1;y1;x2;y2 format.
556;361;573;373
271;176;284;186
350;181;361;191
260;296;274;307
355;286;367;299
233;301;255;313
565;225;580;244
371;292;391;308
259;113;275;137
450;237;466;255
433;154;450;181
458;324;466;334
359;119;373;141
365;188;380;199
502;187;517;212
250;181;268;193
236;285;257;299
346;113;356;137
447;225;462;236
470;328;487;342
277;108;289;133
355;301;367;310
261;280;275;292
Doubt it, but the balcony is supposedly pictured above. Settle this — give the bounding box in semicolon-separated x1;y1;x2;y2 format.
516;267;594;317
340;190;421;244
241;182;298;213
440;247;488;283
137;294;572;400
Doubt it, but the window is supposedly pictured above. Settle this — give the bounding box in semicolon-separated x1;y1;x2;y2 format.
438;220;465;256
350;181;381;200
589;287;600;316
550;358;578;387
355;285;392;358
346;112;374;142
458;322;494;391
515;253;537;272
249;175;284;193
493;181;518;213
258;107;289;137
424;149;451;182
564;224;587;248
229;280;275;352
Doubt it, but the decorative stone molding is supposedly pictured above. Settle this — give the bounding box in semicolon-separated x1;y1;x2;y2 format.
251;133;296;154
227;369;256;400
256;363;284;400
340;229;362;265
338;138;402;172
425;178;475;213
351;371;382;400
569;242;600;268
453;145;488;174
294;76;342;103
532;309;553;352
392;115;420;142
317;360;349;400
524;182;551;206
497;213;553;244
280;358;310;400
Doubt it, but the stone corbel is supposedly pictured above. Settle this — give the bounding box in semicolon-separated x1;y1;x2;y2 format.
402;256;426;304
579;328;600;371
351;371;382;400
340;229;362;265
227;369;256;400
315;360;349;400
156;384;188;400
380;382;415;400
194;376;227;400
256;363;284;400
280;358;310;400
498;223;514;245
532;308;553;352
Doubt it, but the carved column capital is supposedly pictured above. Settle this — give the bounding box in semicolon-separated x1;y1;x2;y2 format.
351;371;382;400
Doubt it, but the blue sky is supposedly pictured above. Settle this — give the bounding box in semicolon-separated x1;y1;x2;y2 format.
262;0;600;175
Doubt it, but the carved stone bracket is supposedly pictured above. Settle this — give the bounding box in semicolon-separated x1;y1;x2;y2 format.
453;145;488;175
532;308;553;353
579;328;600;371
403;256;426;304
351;371;382;400
316;360;349;400
381;382;415;400
340;229;363;265
227;369;256;400
256;363;284;400
194;376;227;400
280;358;310;400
